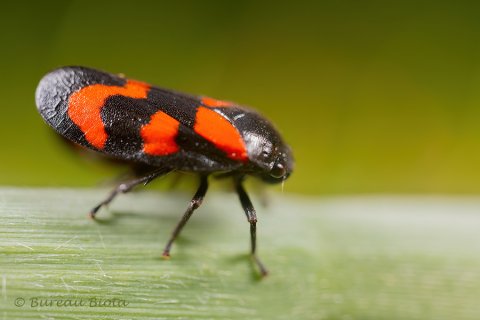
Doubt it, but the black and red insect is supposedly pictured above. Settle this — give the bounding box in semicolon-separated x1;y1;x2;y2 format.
35;66;294;276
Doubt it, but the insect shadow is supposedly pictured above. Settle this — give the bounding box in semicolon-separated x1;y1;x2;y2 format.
226;253;266;282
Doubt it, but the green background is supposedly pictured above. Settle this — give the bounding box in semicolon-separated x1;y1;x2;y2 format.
1;0;480;194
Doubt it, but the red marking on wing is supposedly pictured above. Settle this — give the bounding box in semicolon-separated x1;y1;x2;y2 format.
194;107;247;161
141;111;180;156
201;96;234;108
68;80;150;149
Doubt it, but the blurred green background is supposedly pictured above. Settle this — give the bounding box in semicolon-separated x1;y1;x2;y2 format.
1;0;480;195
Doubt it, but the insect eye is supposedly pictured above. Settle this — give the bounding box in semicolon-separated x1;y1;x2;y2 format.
270;162;286;179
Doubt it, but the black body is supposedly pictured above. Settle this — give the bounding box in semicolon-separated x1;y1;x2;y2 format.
35;66;294;277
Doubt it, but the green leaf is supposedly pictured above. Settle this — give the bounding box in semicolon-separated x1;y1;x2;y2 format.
1;188;480;319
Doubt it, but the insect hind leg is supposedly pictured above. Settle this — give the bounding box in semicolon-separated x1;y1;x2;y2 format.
89;167;171;219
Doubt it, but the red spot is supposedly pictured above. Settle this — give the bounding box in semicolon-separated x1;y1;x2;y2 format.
141;111;180;156
194;107;247;161
201;96;234;108
68;80;150;149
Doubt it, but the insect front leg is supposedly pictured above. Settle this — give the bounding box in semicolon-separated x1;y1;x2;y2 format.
234;177;268;277
162;175;209;258
90;167;171;219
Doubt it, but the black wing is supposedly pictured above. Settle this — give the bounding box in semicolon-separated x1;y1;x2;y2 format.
35;66;245;172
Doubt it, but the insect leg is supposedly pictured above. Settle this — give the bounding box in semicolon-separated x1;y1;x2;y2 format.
235;178;268;277
162;175;209;258
89;167;171;219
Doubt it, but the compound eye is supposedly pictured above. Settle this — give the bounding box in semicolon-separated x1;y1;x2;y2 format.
270;162;286;179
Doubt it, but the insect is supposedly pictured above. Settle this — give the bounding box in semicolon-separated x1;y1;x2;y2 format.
35;66;294;276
